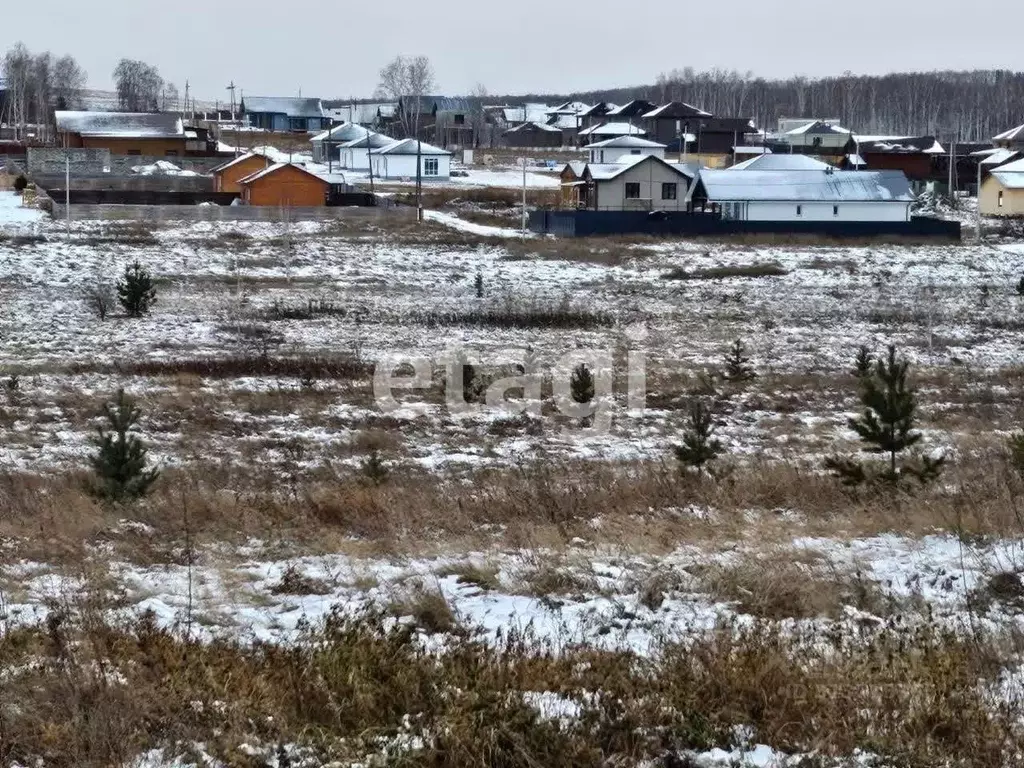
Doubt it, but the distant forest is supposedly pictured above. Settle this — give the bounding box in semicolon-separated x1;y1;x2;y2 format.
482;69;1024;141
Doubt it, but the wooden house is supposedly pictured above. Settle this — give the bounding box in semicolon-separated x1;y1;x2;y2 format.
502;121;563;148
55;111;187;156
211;152;271;194
238;163;329;207
560;162;586;208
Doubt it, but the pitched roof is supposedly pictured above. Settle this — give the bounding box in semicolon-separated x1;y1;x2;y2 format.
606;99;657;118
786;120;851;136
694;169;914;202
546;113;586;129
341;132;398;150
994;123;1024;142
579;102;618;118
992;171;1024;189
243;97;325;118
210;152;270;174
585;154;697;181
547;101;590;115
578;122;647;138
856;135;944;154
992;156;1024;173
980;149;1021;167
728;154;833;171
238;162;330;186
505;121;562;134
55;111;184;139
312;122;371;143
584;135;665;149
370;138;451;156
642;102;712;119
502;104;551;123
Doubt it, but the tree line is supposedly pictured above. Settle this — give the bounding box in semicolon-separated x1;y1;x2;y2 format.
489;68;1024;141
2;42;180;140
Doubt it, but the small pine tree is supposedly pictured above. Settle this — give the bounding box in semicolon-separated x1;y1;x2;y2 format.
673;400;723;471
853;345;874;379
89;389;159;502
474;271;485;299
1008;432;1024;477
570;363;595;404
360;450;389;487
117;261;157;318
826;345;944;486
722;339;756;383
1017;276;1024;298
13;175;27;193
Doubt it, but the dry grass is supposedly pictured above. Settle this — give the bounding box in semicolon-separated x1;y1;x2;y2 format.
0;602;1017;766
663;262;790;281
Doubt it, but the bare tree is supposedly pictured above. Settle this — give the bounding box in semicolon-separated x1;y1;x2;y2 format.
54;55;87;110
113;59;163;112
2;43;32;140
376;54;435;139
161;82;181;112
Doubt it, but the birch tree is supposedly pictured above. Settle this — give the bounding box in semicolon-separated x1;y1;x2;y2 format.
376;55;435;139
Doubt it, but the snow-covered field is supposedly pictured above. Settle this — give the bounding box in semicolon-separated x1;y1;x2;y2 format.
3;190;1024;765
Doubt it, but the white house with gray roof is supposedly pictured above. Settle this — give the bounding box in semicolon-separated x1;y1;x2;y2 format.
585;136;665;164
369;139;452;180
689;168;915;221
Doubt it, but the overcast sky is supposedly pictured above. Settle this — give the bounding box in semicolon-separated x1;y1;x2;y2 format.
6;0;1023;102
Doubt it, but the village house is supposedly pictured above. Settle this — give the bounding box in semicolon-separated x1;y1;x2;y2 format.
55;111;187;156
238;162;331;207
370;139;452;180
585;136;665;164
211;152;271;194
577;102;619;130
559;161;586;208
607;100;658;122
781;120;852;149
980;156;1024;216
993;124;1024;150
327;103;397;129
502;121;563;148
339;133;398;170
578;122;648;143
843;135;945;184
578;154;697;212
640;101;710;144
242;97;331;133
311;123;371;163
689;168;915;222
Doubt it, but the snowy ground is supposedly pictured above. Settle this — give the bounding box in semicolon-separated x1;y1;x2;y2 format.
3;191;1024;765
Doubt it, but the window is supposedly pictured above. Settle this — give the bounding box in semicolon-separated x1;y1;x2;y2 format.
796;205;803;216
661;182;678;201
424;157;439;176
999;191;1004;208
126;150;142;156
630;149;641;155
454;114;466;125
833;205;839;216
165;150;179;157
625;182;641;199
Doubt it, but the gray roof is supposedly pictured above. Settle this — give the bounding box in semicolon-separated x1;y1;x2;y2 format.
586;154;697;181
994;123;1024;142
695;169;914;202
585;135;665;149
243;97;325;118
728;154;833;171
992;170;1024;189
55;111;184;138
342;133;398;149
371;138;451;156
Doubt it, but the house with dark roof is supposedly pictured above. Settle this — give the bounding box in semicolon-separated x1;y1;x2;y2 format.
55;111;187;156
607;100;658;121
502;121;563;148
641;102;711;144
242;97;330;133
842;135;945;182
993;124;1024;150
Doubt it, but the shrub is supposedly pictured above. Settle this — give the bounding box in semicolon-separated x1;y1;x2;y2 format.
722;339;756;383
570;363;595;404
13;174;28;193
83;282;115;321
663;262;788;281
116;261;157;318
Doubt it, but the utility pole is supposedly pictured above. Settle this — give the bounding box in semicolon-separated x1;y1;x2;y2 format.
977;158;983;243
521;155;528;234
65;150;71;240
227;81;237;124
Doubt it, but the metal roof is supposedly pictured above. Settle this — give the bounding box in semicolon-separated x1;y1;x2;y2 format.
584;135;665;149
578;122;648;138
585;154;697;181
994;123;1024;142
728;154;833;171
238;162;328;186
642;102;712;120
243;97;325;118
506;121;562;133
992;157;1024;173
210;152;271;174
341;133;398;149
55;111;184;138
695;169;914;202
311;122;371;143
787;120;851;136
370;138;451;156
992;170;1024;189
